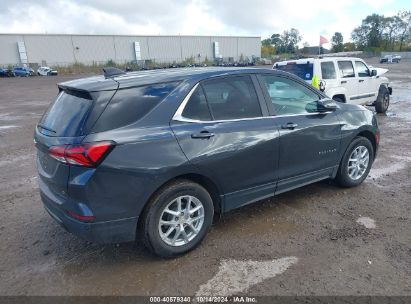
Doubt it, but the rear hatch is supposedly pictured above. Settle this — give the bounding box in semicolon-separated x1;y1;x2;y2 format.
35;87;116;197
273;60;314;82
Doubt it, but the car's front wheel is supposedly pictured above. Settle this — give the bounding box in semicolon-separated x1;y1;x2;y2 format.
140;180;214;258
335;137;374;187
375;86;390;113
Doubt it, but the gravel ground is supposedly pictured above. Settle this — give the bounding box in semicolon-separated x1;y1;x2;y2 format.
0;58;410;297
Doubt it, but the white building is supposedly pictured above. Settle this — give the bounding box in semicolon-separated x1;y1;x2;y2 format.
0;34;261;66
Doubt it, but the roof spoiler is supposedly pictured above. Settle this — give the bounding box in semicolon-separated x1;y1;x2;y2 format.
102;67;126;78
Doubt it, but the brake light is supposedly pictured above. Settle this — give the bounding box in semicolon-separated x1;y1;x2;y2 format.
48;141;115;167
375;131;380;145
65;210;95;222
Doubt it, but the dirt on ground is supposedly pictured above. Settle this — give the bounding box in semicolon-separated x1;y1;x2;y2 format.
0;58;410;296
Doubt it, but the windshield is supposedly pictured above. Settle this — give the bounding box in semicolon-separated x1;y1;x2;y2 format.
275;63;314;81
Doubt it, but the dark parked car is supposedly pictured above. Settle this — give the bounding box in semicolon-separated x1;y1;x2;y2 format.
0;67;15;77
35;67;379;257
13;66;31;77
380;54;401;63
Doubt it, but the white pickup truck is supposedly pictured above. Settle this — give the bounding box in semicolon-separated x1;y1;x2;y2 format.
273;57;392;113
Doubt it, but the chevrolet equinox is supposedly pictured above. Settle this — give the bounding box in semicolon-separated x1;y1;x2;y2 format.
35;67;379;257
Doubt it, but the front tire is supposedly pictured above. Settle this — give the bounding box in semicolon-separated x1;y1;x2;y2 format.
335;137;374;187
375;86;389;113
140;180;214;258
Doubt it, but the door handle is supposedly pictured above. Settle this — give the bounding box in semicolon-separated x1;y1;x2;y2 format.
359;79;364;82
191;131;215;139
341;80;347;84
281;123;298;130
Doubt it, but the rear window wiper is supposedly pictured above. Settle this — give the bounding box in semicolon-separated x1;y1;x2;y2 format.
37;123;56;133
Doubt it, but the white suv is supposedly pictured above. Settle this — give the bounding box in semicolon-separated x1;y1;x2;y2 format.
273;57;392;113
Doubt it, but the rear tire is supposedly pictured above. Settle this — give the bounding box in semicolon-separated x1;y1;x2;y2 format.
335;137;374;188
375;86;390;113
140;180;214;258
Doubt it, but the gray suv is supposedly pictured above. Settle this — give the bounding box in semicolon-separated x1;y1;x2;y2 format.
35;67;379;257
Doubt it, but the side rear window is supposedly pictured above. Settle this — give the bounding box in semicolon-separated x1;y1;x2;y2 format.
337;61;355;78
39;90;92;137
182;86;212;121
202;76;262;120
92;82;179;132
321;62;336;79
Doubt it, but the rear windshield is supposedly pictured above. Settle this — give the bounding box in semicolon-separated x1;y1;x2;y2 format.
39;90;92;137
91;81;180;133
275;63;314;81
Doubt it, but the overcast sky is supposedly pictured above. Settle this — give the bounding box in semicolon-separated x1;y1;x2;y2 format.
0;0;409;46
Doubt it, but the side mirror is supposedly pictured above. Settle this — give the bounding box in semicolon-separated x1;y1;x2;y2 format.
319;80;326;92
371;69;377;77
317;98;338;112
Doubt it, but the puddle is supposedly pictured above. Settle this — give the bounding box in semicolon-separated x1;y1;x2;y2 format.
0;154;32;167
0;113;23;121
385;112;397;117
196;257;298;296
0;125;19;130
356;217;376;229
368;162;405;179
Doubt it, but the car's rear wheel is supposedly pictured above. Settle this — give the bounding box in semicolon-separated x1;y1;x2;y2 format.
335;137;374;187
140;180;214;258
375;86;389;113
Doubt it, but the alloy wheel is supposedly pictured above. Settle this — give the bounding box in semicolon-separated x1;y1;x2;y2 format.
158;195;205;247
348;145;370;180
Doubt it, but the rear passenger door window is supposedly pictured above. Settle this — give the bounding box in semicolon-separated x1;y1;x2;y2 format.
320;62;336;79
337;61;355;78
260;75;319;115
201;76;262;120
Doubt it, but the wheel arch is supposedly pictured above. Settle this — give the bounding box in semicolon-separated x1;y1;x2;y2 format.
327;88;347;103
138;172;223;228
332;94;347;103
356;129;377;159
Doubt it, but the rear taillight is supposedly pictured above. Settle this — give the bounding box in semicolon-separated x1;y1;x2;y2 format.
65;210;95;222
48;141;115;167
375;130;380;145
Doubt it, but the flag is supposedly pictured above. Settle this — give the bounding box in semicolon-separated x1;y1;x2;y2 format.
320;35;329;45
311;74;319;89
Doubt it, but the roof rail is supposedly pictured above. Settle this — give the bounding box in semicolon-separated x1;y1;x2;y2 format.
316;51;363;58
102;67;126;78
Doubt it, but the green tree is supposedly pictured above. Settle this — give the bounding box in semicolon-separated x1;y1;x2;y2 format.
398;11;411;51
270;34;282;49
351;11;411;51
261;44;276;58
352;14;385;49
343;42;356;52
281;28;302;53
262;38;272;46
331;32;344;52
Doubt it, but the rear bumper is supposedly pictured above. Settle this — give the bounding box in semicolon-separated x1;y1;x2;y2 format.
40;190;138;244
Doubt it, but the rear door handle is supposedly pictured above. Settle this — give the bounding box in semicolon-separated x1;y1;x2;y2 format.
281;123;298;130
191;131;215;139
359;79;364;82
341;80;347;84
